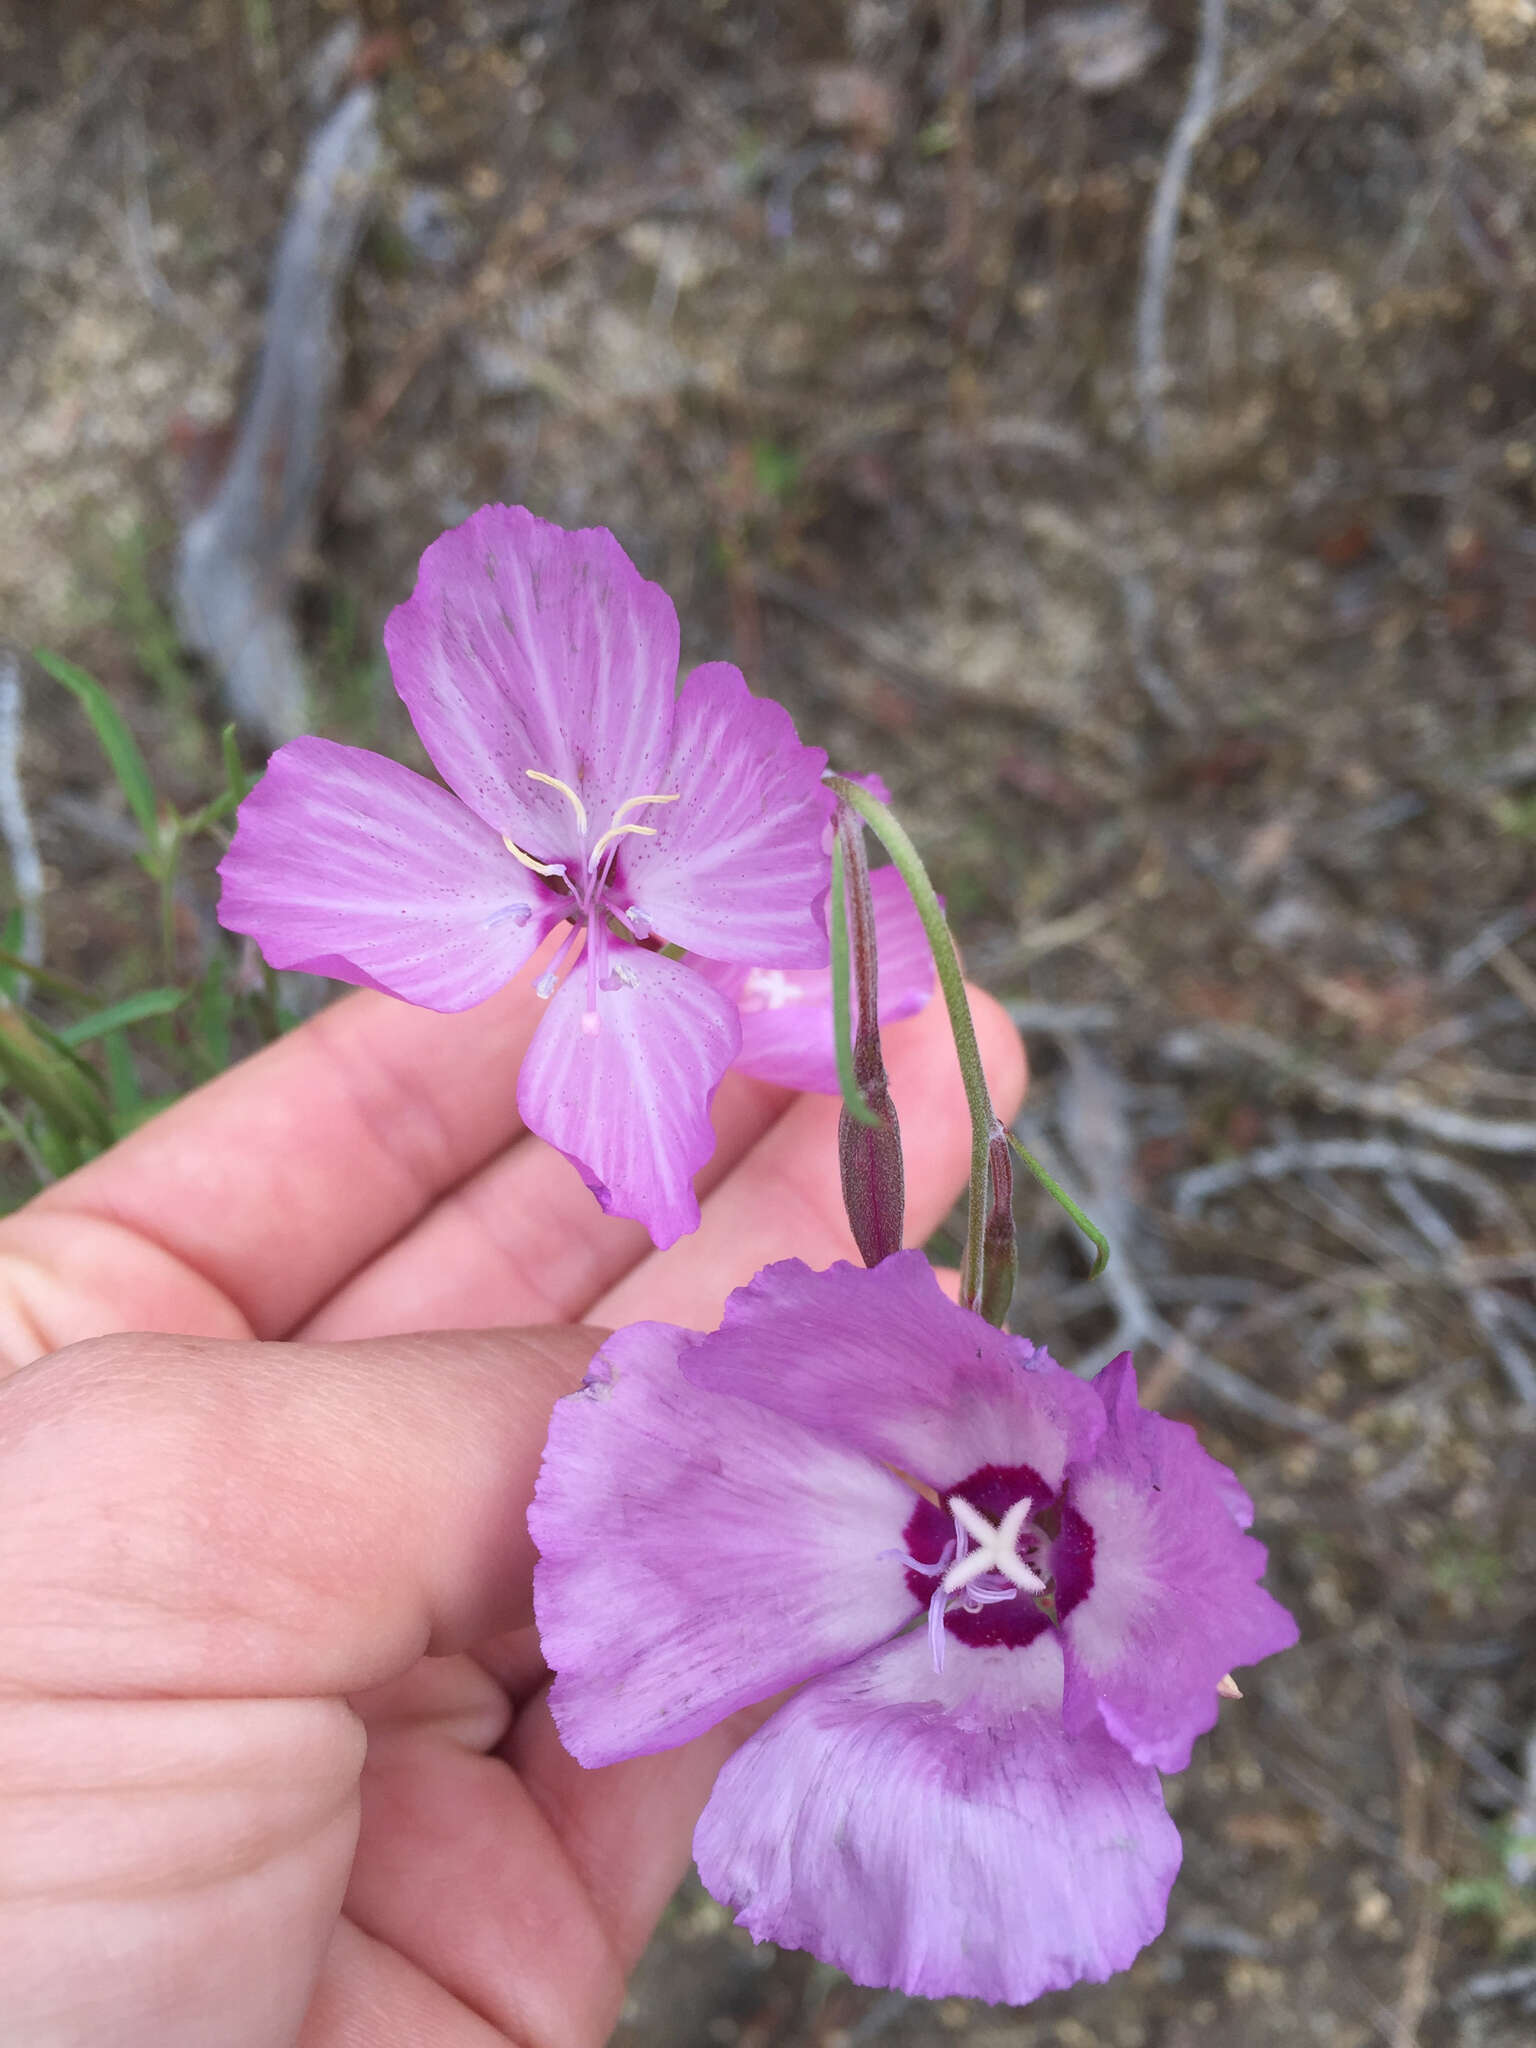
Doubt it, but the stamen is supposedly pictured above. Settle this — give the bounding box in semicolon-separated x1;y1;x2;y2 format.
1217;1673;1244;1700
534;924;585;1000
611;792;680;822
927;1582;949;1674
503;834;567;880
587;821;658;870
525;768;589;834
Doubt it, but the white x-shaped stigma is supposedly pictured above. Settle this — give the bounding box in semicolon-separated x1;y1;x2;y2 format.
940;1495;1047;1596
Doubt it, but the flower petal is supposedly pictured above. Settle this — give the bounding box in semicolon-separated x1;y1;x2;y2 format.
616;663;833;966
685;1253;1105;1494
692;866;935;1092
383;505;680;858
216;736;559;1009
1060;1355;1299;1774
530;1321;921;1767
517;946;741;1248
694;1629;1180;2005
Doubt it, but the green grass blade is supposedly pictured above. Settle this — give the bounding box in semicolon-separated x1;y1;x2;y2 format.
56;987;187;1046
34;649;159;844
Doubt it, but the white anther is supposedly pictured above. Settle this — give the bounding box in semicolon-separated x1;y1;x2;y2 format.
941;1496;1046;1597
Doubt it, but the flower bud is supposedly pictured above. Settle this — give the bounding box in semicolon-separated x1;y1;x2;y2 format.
978;1120;1017;1327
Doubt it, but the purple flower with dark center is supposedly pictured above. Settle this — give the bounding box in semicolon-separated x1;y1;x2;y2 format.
530;1252;1298;2005
218;505;929;1246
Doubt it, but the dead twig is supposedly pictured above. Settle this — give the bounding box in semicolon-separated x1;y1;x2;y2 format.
0;655;44;991
1385;1175;1536;1405
176;84;383;743
1135;0;1227;458
1175;1137;1522;1234
1191;1022;1536;1155
1386;1665;1448;2048
1036;1040;1353;1445
1449;1962;1536;2010
1002;998;1119;1034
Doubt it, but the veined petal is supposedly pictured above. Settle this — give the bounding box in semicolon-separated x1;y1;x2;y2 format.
1060;1355;1299;1774
693;866;935;1092
383;505;679;859
517;946;740;1249
530;1322;920;1768
685;1253;1105;1495
216;737;558;1009
616;663;833;966
694;1629;1180;2005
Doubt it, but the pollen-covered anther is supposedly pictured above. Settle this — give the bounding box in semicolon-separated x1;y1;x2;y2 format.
587;792;680;871
502;834;567;879
525;767;589;833
941;1496;1047;1597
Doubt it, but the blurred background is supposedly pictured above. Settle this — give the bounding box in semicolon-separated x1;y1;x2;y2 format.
2;2;1535;2042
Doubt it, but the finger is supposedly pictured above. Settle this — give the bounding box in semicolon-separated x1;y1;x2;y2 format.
299;1919;517;2048
340;1727;628;2048
0;1326;598;1701
295;1067;794;1343
591;982;1027;1329
336;1690;762;2048
505;1691;771;1971
0;940;576;1355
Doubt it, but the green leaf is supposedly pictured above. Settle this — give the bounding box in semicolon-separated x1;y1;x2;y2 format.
0;947;91;1003
1006;1130;1111;1280
34;649;159;845
0;1000;113;1148
102;1028;143;1121
196;952;233;1075
221;723;249;807
56;987;187;1046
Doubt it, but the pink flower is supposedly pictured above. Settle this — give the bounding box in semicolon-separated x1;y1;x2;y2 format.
530;1252;1298;2005
218;506;928;1246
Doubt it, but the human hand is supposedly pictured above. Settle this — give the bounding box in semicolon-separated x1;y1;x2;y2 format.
0;961;1024;2047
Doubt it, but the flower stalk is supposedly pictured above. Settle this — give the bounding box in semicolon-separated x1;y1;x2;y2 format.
827;774;997;1313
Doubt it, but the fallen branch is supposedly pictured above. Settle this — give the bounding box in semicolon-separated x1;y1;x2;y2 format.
1191;1021;1536;1155
177;84;383;743
1026;1041;1354;1446
1135;0;1227;458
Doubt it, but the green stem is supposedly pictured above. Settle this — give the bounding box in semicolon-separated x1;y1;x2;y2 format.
828;773;993;1310
1006;1130;1110;1279
829;833;880;1129
158;855;179;981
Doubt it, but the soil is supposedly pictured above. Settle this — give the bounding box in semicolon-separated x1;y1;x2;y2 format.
2;3;1535;2044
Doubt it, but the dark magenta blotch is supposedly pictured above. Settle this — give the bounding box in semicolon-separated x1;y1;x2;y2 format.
901;1460;1096;1652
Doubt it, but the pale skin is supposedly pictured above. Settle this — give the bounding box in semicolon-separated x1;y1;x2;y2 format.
0;948;1025;2048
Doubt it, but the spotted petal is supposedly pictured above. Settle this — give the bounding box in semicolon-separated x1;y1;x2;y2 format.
383;505;680;864
692;866;934;1092
1059;1355;1299;1774
685;1253;1106;1496
615;663;832;966
216;737;559;1008
530;1321;920;1767
517;947;740;1249
694;1629;1180;2005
